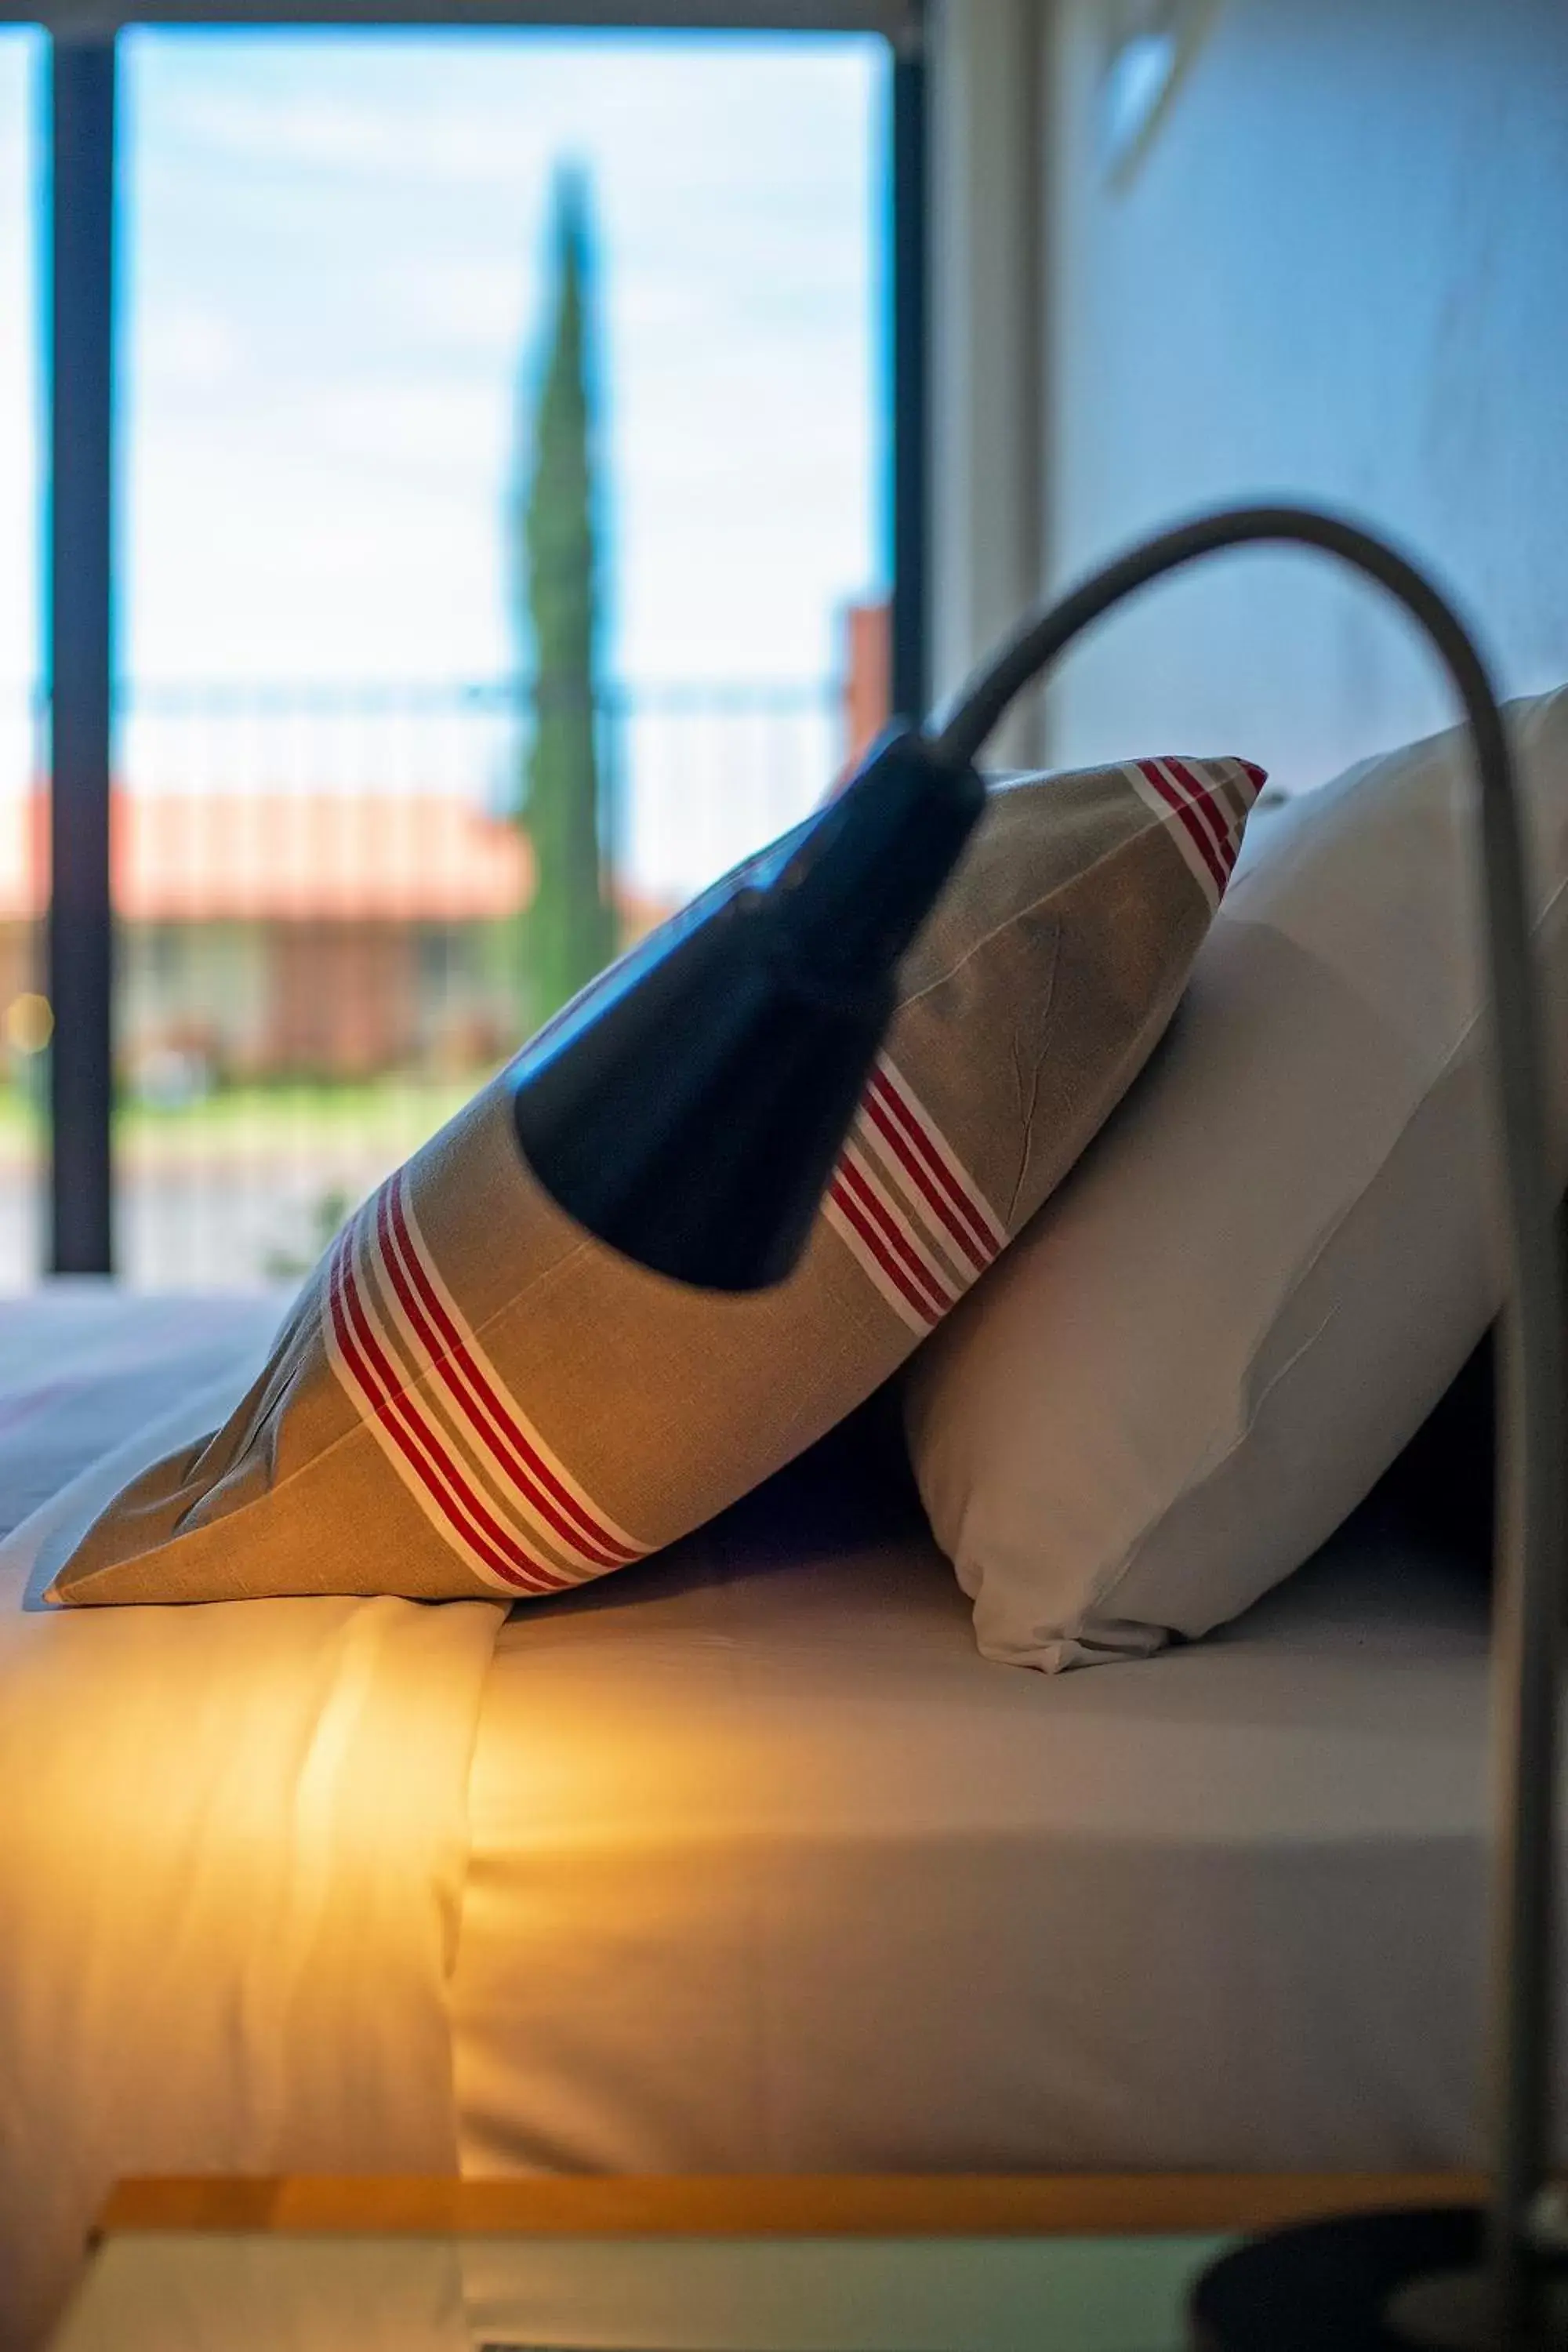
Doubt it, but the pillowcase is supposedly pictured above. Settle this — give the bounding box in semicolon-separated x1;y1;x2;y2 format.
50;751;1264;1607
905;688;1568;1670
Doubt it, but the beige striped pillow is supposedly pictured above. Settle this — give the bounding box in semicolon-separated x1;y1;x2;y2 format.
49;752;1262;1607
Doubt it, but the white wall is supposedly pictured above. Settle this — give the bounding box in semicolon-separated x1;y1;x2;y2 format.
953;0;1568;789
927;0;1046;762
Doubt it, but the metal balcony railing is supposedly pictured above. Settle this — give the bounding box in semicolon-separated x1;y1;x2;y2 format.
0;671;857;1287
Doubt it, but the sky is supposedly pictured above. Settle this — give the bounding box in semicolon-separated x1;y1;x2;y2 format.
0;27;885;703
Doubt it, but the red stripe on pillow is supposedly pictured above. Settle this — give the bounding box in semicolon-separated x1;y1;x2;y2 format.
828;1171;945;1326
1160;757;1235;866
332;1235;554;1592
1135;759;1229;896
328;1225;566;1595
377;1180;637;1574
1171;757;1260;870
861;1085;993;1275
868;1062;1006;1260
840;1143;961;1305
329;1240;536;1592
390;1178;641;1559
839;1152;956;1312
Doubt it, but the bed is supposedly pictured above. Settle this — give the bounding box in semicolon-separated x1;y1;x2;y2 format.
0;1285;1509;2349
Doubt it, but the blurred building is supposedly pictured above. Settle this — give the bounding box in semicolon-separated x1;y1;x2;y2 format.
840;598;890;769
0;789;536;1087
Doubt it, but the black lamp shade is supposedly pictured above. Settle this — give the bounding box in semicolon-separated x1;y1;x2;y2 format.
510;728;985;1290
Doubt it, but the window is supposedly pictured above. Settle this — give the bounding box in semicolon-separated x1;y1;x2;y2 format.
39;4;922;1287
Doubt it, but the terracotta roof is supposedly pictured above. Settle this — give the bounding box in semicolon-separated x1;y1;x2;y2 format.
0;790;536;924
0;796;38;925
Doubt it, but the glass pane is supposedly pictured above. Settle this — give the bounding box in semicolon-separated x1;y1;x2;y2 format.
118;28;887;1288
0;31;43;1290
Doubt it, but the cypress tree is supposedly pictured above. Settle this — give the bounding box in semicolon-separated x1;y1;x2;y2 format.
517;167;616;1022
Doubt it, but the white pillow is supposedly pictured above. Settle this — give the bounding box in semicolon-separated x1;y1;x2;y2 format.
906;688;1568;1670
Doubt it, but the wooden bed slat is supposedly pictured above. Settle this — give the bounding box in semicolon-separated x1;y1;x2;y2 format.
98;2170;1488;2241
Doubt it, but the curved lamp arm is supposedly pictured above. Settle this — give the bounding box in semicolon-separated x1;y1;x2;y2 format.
935;505;1564;2342
512;498;1563;2338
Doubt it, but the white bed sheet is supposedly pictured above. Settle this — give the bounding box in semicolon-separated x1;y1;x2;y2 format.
453;1440;1523;2181
0;1283;1532;2351
0;1284;289;1541
0;1287;504;2351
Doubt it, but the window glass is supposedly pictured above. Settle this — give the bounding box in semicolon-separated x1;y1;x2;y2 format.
117;27;887;1287
0;31;42;1290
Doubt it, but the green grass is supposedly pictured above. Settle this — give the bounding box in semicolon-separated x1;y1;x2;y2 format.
0;1084;41;1160
118;1075;477;1142
0;1073;484;1167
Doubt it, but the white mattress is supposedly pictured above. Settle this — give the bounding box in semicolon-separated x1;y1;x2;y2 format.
0;1281;1525;2314
452;1429;1513;2178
